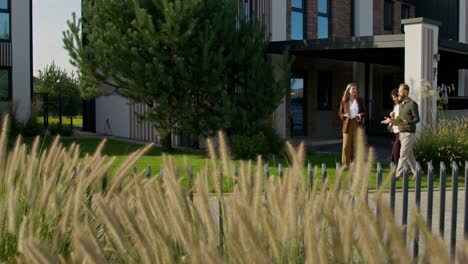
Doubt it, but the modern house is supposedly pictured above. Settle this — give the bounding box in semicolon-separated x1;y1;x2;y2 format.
85;0;468;144
268;0;468;139
0;0;33;122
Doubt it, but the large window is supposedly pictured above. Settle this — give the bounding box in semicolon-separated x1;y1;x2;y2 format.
0;68;11;101
317;72;332;110
384;0;393;34
290;77;305;137
0;0;10;41
291;0;305;40
318;0;330;39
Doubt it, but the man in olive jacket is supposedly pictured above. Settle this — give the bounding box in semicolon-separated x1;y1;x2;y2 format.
382;83;420;178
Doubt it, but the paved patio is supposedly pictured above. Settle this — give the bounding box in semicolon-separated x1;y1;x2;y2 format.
291;136;395;162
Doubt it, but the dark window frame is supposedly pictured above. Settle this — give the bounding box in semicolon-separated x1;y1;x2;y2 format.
0;0;11;42
290;72;307;137
0;66;12;101
383;0;393;34
291;0;306;40
317;71;333;111
400;4;410;33
318;0;331;39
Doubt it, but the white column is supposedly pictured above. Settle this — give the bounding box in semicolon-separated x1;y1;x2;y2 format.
458;70;467;96
353;0;373;36
11;0;32;122
271;0;287;41
459;0;468;96
460;0;467;43
402;18;440;129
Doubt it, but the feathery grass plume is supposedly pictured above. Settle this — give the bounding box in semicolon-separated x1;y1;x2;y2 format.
1;113;466;262
217;131;233;189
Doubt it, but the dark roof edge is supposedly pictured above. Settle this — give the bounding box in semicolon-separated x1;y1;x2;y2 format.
439;39;468;55
401;17;442;27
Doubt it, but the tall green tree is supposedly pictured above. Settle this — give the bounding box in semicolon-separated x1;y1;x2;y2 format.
36;63;81;118
63;0;291;148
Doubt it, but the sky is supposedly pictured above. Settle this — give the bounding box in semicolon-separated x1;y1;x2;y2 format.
33;0;81;76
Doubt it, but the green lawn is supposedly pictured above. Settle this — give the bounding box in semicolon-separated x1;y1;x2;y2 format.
37;116;83;128
21;136;460;191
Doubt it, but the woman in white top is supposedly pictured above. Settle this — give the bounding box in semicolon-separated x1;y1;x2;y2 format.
339;83;366;168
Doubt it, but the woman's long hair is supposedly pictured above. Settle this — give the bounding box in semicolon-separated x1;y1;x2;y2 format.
341;83;357;102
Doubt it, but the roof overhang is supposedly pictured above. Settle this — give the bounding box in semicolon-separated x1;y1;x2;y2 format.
268;35;468;69
268;35;405;66
439;39;468;69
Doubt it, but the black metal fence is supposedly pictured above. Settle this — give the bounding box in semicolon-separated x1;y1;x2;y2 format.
102;160;468;259
33;92;82;129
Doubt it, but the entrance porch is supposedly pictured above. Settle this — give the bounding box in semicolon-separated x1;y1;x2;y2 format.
269;18;468;141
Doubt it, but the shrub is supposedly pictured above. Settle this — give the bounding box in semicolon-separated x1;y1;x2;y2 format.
48;124;73;136
414;117;468;166
1;102;44;138
261;124;285;155
230;133;267;160
19;118;44;137
230;126;284;160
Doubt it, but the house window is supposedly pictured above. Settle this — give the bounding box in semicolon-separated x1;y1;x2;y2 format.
318;0;330;39
0;0;10;41
317;71;332;110
384;0;393;34
290;77;305;137
291;0;305;40
0;68;11;101
401;4;410;33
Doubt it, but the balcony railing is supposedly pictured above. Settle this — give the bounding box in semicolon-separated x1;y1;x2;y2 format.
239;0;272;39
0;42;12;66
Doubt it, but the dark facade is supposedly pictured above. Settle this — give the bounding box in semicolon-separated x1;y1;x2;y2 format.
415;0;459;41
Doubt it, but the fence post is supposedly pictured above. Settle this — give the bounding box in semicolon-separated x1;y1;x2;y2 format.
175;166;179;179
390;162;396;215
465;161;468;240
102;174;108;192
59;95;63;128
376;162;383;223
402;164;409;244
336;162;341;190
234;164;238;186
413;162;422;258
308;162;313;197
279;163;283;182
146;166;151;179
377;162;383;189
218;165;224;252
450;161;459;258
189;166;194;202
427;161;435;230
321;163;327;187
132;166;137;178
264;163;269;180
439;162;447;237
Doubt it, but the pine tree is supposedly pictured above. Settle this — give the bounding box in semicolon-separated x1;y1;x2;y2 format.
63;0;291;149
